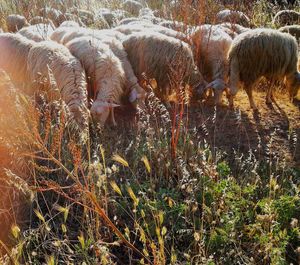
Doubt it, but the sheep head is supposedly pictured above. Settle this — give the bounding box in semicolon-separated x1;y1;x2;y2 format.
90;101;120;126
205;78;228;105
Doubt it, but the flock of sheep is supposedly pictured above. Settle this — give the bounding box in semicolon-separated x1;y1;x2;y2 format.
1;0;300;130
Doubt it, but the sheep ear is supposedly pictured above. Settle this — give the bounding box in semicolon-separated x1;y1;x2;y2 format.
129;88;138;103
149;79;157;89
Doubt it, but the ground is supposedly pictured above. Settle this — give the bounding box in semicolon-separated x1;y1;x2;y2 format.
189;89;300;168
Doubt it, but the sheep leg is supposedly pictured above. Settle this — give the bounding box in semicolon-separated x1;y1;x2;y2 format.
214;89;223;105
228;57;240;108
111;108;117;126
245;84;257;110
266;80;275;105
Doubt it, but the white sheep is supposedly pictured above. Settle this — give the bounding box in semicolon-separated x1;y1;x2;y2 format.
191;25;232;104
139;8;154;18
0;33;34;84
122;32;207;103
18;23;55;42
279;25;300;41
216;9;251;27
94;13;110;29
63;13;86;27
6;14;29;32
112;9;129;21
228;28;300;110
27;41;89;128
159;20;186;32
273;10;300;27
65;37;126;126
96;8;119;27
118;17;144;25
29;16;55;28
61;28;125;45
50;26;76;43
114;24;186;41
138;7;162;24
118;18;154;26
60;20;81;28
56;28;145;107
217;22;250;39
69;8;94;26
38;7;65;27
88;33;145;106
122;0;144;16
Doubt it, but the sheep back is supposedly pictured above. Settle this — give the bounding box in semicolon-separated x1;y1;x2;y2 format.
123;32;204;101
27;41;88;128
0;33;34;84
18;24;55;42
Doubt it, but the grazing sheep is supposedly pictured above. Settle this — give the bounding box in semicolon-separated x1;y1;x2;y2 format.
18;24;55;42
63;13;86;27
0;33;34;84
216;9;251;27
60;20;80;28
123;0;144;16
217;22;250;39
78;10;94;24
65;37;126;125
94;13;110;29
96;8;119;27
27;41;89;128
159;20;186;32
139;8;154;18
122;32;207;103
279;25;300;41
81;33;146;106
72;9;95;26
138;7;162;24
228;28;300;109
39;7;65;27
50;26;76;43
61;28;125;45
59;29;144;105
114;24;186;41
273;10;300;27
118;17;143;25
29;16;55;28
112;9;129;21
118;17;154;26
6;14;29;32
191;25;232;104
59;28;95;44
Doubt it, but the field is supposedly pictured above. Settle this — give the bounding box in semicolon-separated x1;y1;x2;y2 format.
0;0;300;264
